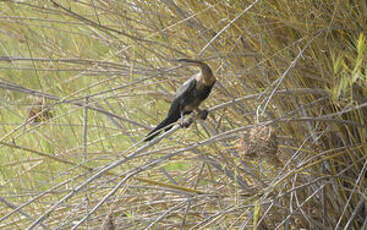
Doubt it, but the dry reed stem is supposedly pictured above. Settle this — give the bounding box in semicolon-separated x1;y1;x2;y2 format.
0;0;366;229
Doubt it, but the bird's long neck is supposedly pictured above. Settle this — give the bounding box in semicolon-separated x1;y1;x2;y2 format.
178;59;215;86
199;63;213;82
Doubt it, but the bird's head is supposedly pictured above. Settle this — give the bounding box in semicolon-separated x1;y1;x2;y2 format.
175;59;213;77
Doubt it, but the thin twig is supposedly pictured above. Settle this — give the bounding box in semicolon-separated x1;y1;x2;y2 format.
199;0;260;55
0;197;49;230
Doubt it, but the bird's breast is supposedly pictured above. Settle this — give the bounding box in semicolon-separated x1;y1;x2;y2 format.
183;98;202;112
182;82;214;112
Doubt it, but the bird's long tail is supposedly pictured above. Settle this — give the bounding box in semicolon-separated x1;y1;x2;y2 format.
144;114;180;141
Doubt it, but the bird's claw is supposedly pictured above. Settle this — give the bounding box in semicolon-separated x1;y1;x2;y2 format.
198;109;208;120
180;118;193;128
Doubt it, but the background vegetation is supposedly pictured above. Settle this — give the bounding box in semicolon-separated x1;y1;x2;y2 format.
0;0;366;229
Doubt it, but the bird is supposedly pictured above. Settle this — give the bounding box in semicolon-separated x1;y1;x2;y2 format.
144;59;216;141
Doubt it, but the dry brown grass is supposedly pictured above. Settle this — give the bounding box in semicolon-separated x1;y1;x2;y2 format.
0;0;366;229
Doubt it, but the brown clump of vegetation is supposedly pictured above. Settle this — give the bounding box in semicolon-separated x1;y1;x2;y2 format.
242;125;281;167
0;0;366;229
27;97;53;124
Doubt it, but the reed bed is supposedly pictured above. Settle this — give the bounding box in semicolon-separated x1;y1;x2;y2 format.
0;0;366;229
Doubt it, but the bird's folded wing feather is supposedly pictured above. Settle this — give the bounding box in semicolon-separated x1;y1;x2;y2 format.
174;77;196;101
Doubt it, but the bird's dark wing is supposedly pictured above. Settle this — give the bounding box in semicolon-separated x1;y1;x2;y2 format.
166;77;196;117
174;77;196;100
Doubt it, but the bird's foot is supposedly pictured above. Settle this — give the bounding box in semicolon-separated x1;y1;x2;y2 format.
180;117;194;128
198;109;208;120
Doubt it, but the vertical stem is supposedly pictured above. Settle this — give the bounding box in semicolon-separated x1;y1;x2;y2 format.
83;95;89;229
